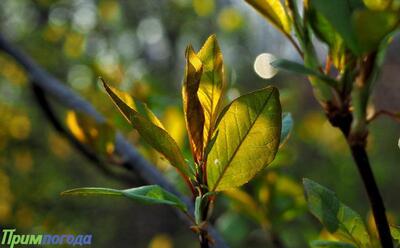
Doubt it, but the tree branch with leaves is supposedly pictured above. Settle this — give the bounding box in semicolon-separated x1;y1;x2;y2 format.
244;0;400;247
61;35;285;247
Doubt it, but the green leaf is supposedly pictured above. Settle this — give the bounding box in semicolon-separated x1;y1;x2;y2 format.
391;226;400;244
182;45;205;163
310;240;357;248
303;179;371;247
306;6;345;69
352;9;399;53
62;185;187;211
280;112;293;148
245;0;292;35
207;86;281;191
271;59;338;88
103;80;190;177
197;34;226;153
310;0;361;54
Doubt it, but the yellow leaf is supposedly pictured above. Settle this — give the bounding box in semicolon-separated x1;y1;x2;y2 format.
197;34;226;153
163;107;186;148
100;80;164;129
103;80;190;177
182;46;205;163
245;0;292;35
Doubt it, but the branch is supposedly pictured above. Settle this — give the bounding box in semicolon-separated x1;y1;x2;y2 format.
349;143;393;248
0;35;228;248
31;83;140;186
367;109;400;123
331;111;393;248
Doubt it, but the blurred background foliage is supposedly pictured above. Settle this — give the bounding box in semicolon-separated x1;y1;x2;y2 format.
0;0;399;247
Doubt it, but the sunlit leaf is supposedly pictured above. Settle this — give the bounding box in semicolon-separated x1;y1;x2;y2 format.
197;34;226;153
280;112;293;148
101;79;164;129
245;0;292;35
271;59;338;87
103;80;190;177
207;86;281;191
352;9;399;53
62;185;187;211
182;45;205;163
310;240;357;248
162;106;186;148
303;179;371;247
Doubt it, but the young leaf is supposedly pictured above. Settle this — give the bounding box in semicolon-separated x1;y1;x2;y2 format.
103;81;190;177
182;45;205;163
271;59;338;88
245;0;292;35
310;0;361;54
197;34;226;152
62;185;187;211
101;79;164;129
280;112;293;148
303;179;371;247
310;240;357;248
207;86;282;191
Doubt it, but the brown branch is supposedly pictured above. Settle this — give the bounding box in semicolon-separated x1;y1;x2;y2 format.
329;107;393;248
367;109;400;123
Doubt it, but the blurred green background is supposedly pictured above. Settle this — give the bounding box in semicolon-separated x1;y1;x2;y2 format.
0;0;399;247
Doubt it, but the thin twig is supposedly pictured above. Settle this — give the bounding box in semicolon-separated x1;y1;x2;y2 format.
367;109;400;123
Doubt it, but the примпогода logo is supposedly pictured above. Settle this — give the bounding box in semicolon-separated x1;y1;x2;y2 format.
1;228;92;247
